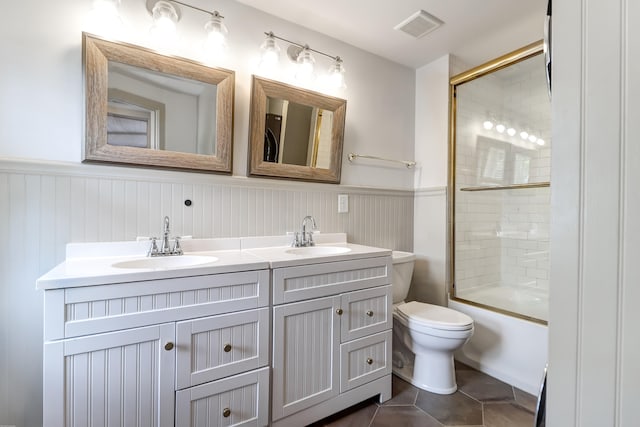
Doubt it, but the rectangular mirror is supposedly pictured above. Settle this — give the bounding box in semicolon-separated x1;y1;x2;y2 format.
248;76;346;183
83;33;234;173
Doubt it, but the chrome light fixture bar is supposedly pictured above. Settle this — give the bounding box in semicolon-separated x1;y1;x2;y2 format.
260;31;346;89
146;0;228;60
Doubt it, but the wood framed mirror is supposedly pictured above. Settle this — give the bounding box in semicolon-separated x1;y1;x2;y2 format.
248;76;346;183
83;33;235;173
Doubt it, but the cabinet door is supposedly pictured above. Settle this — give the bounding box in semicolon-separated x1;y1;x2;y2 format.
340;285;392;342
176;308;270;389
43;323;175;427
175;367;269;427
272;296;341;421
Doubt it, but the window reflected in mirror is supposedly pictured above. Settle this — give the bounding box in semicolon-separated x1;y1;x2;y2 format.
83;33;234;173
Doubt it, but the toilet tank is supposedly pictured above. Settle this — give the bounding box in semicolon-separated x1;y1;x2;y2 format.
391;251;416;304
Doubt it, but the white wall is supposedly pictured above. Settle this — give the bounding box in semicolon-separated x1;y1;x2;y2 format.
549;0;640;425
409;55;450;305
0;1;417;425
0;0;416;189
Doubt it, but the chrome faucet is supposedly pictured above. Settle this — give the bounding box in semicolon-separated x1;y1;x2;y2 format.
292;215;317;247
148;216;183;257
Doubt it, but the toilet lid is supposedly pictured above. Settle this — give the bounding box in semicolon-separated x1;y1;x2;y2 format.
396;301;473;331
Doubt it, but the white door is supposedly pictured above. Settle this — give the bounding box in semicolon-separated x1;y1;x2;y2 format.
43;323;175;427
272;295;340;421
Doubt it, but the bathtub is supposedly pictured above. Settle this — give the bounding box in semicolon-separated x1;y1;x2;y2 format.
449;296;548;395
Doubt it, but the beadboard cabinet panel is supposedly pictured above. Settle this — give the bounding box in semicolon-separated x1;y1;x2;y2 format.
43;323;175;427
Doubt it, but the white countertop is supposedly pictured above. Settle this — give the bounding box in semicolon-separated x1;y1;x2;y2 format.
244;243;391;269
36;233;391;290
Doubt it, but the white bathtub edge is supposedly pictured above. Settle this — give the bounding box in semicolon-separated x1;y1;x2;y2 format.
449;298;548;396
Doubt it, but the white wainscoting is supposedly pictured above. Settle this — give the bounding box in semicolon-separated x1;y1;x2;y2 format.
0;158;414;427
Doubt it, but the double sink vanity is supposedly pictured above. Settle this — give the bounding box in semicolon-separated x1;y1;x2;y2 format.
38;231;392;427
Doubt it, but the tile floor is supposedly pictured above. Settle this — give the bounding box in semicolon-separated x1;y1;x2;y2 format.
308;363;538;427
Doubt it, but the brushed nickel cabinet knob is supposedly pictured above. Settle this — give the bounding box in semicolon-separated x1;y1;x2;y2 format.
366;310;374;317
366;358;373;365
336;308;343;315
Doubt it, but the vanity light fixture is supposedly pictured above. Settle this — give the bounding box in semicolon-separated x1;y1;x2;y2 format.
259;31;347;90
328;57;347;89
295;46;316;84
86;0;125;39
145;0;229;59
481;118;548;147
148;0;180;50
202;11;228;61
259;32;281;73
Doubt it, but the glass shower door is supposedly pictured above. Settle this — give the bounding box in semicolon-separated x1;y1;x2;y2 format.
450;42;551;323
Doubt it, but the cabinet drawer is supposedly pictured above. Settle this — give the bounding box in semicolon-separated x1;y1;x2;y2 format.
340;285;392;342
273;256;391;304
176;367;269;427
45;269;270;340
340;330;392;393
176;308;270;389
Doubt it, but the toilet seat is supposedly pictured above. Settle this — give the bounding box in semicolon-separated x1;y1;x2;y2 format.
395;301;473;331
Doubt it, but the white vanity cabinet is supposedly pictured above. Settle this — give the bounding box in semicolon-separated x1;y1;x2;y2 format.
270;256;393;427
41;269;271;427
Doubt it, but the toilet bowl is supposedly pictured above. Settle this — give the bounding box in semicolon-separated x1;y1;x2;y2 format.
391;251;474;394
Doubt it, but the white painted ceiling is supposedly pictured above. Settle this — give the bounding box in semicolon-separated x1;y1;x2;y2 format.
234;0;548;69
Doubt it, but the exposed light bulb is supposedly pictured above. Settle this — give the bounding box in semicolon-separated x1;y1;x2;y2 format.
149;0;179;51
328;57;347;90
496;124;505;133
295;46;315;85
86;0;125;39
520;131;529;140
507;127;516;136
528;134;537;143
536;139;545;146
203;12;228;63
259;32;280;75
483;120;494;130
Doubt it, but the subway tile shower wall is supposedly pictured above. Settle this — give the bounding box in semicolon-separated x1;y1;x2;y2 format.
454;53;551;295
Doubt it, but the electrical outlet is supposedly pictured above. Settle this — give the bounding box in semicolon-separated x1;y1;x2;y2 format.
338;194;349;213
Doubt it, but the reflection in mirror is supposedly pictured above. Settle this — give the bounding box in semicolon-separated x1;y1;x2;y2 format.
83;33;234;173
107;62;218;155
264;97;333;168
476;136;535;186
249;76;346;183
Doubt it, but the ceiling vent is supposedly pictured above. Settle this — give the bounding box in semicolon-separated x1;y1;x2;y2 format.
394;10;443;39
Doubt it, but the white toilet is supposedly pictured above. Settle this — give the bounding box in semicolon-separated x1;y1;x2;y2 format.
391;251;474;394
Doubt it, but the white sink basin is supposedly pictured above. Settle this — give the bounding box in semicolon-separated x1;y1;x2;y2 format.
112;255;218;270
285;246;351;256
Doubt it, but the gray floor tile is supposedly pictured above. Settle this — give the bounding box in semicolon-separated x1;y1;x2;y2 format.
483;402;535;427
307;399;378;427
311;368;542;427
371;406;442;427
415;389;483;426
457;368;515;402
382;375;419;406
